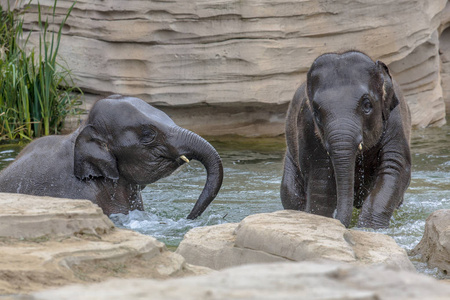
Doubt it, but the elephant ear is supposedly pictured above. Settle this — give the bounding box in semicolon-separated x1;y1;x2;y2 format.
74;125;119;180
306;64;318;104
376;60;399;121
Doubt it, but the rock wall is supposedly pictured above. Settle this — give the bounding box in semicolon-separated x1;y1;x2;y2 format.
2;0;449;135
439;1;450;114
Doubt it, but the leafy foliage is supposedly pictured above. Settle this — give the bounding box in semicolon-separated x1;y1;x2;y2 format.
0;0;81;141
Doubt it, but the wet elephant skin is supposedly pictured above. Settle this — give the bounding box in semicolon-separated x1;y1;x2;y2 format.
0;95;223;218
280;51;412;228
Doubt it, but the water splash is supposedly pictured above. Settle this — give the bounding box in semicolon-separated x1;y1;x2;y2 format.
110;210;227;247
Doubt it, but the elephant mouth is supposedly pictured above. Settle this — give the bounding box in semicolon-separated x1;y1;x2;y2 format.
157;158;183;180
127;157;182;185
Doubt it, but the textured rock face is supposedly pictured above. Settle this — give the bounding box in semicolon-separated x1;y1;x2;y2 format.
0;193;113;239
176;210;415;271
439;1;450;114
412;209;450;275
0;193;210;294
2;0;448;136
30;261;450;300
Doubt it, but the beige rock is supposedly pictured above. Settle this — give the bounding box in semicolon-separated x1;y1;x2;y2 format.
175;223;286;270
412;209;450;275
176;210;415;271
440;1;450;115
1;0;447;136
29;261;450;300
390;31;447;127
0;193;114;239
0;193;211;294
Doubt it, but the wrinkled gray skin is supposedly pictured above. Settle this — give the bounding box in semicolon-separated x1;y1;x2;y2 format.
0;95;223;219
281;51;411;228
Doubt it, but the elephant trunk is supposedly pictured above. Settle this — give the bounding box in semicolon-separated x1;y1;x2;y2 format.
326;121;361;227
172;127;223;219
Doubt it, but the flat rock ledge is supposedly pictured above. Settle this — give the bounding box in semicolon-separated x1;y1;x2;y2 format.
176;210;415;271
412;209;450;275
27;261;450;300
0;193;210;295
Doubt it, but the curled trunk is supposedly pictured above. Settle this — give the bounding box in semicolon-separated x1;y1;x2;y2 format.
171;127;224;219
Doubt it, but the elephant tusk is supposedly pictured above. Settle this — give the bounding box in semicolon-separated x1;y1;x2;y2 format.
180;155;190;163
358;142;363;151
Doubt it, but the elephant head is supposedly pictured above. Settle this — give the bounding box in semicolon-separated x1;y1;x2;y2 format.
305;51;399;227
73;95;223;219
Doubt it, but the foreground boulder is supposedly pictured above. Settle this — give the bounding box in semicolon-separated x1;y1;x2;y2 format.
176;210;414;271
412;209;450;275
0;193;210;294
29;261;450;300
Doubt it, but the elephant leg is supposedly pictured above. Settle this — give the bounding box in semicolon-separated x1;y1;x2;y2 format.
357;145;411;228
358;185;396;228
280;151;306;211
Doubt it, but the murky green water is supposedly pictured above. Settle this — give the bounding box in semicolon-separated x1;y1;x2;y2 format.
0;122;449;277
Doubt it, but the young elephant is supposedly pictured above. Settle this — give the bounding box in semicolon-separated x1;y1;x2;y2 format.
281;51;411;228
0;95;223;218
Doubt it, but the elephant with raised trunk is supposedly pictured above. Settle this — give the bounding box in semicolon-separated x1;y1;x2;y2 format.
281;51;411;228
0;95;223;219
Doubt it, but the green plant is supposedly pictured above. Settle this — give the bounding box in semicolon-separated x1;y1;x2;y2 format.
0;0;81;141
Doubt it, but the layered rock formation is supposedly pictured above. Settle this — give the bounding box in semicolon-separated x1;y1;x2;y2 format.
176;210;415;271
30;261;450;300
439;1;450;114
2;0;448;136
0;193;210;294
412;209;450;275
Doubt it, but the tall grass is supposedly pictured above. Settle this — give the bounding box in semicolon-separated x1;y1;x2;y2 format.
0;0;81;141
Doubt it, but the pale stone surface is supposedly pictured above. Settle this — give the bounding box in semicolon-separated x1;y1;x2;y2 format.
439;1;450;114
1;0;448;135
0;193;211;294
412;209;450;275
29;261;450;300
0;193;114;239
389;31;447;127
176;210;415;271
440;1;450;115
175;223;286;270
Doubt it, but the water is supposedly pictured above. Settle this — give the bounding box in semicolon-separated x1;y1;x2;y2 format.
0;124;449;277
111;137;286;247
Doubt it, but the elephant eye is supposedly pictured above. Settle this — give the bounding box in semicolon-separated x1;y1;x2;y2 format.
140;128;157;145
312;105;322;126
361;96;373;115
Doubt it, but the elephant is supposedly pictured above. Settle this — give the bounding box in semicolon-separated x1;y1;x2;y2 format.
280;51;411;228
0;95;223;219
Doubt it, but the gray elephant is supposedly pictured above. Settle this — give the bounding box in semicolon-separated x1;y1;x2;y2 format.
280;51;411;228
0;95;223;219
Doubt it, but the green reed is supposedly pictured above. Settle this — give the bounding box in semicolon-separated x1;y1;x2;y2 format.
0;0;81;141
